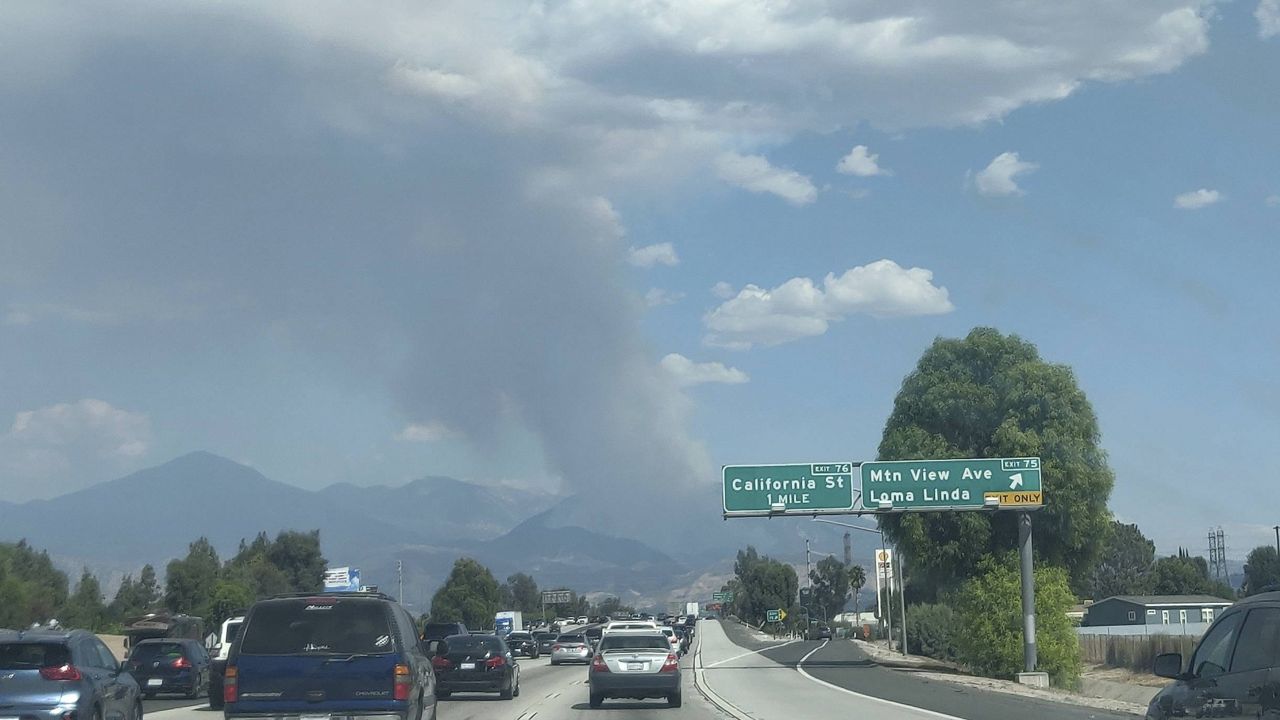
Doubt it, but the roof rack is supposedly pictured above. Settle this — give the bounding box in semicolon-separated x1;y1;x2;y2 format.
266;590;397;601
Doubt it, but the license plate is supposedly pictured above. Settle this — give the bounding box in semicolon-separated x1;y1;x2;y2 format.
460;663;476;671
146;678;163;687
625;663;644;671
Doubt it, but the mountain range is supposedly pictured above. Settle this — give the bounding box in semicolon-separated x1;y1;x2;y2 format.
0;451;882;609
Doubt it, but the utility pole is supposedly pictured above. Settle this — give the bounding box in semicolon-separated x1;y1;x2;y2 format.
806;539;812;590
397;559;404;604
897;548;907;656
1274;526;1279;557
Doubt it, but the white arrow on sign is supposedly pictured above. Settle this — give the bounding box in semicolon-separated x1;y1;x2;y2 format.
1009;473;1023;490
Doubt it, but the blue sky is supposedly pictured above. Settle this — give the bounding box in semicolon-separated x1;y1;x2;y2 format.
0;0;1276;558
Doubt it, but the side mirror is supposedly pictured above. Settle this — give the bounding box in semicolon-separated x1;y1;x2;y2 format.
118;661;129;674
1153;653;1185;679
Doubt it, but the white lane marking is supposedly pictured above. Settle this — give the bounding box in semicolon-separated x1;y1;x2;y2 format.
795;642;964;720
704;640;799;668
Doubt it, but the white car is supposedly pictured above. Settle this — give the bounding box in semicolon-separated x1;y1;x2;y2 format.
603;620;658;636
577;616;590;625
658;626;681;655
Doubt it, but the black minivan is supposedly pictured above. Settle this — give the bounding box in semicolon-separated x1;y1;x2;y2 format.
224;592;437;720
1146;591;1280;719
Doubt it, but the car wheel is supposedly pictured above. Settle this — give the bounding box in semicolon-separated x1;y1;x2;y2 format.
513;677;521;697
499;681;513;700
132;701;143;720
550;660;559;666
668;692;682;708
589;693;603;709
92;705;103;720
436;690;451;700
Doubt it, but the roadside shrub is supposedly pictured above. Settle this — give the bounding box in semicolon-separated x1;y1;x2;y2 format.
955;554;1081;688
906;603;959;661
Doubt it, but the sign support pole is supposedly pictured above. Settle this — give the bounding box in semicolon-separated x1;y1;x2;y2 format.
897;547;908;656
880;536;892;649
1019;512;1037;672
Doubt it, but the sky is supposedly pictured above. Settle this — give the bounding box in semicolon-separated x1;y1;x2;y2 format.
0;0;1277;560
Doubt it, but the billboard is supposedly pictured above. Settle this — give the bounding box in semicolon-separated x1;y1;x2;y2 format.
323;566;362;592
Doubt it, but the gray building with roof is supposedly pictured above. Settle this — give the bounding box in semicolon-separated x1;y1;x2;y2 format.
1081;595;1234;628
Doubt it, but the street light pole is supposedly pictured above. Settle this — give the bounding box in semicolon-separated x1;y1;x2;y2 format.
1274;526;1279;557
813;517;907;656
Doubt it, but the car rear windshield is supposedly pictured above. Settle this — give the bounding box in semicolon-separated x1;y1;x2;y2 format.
225;622;243;645
422;623;462;640
555;634;585;643
508;633;531;641
0;643;71;669
440;637;503;655
130;642;186;661
599;635;668;651
239;599;394;655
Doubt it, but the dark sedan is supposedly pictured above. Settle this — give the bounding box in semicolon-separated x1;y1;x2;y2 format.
505;632;540;659
532;632;557;656
432;634;520;700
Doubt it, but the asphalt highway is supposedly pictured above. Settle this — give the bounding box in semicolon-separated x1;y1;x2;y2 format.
140;620;1140;720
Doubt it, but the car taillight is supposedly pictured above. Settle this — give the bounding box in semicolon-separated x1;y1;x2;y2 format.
660;653;679;673
172;656;191;669
484;656;505;669
551;644;562;652
590;655;609;673
40;664;82;681
393;664;411;701
223;666;238;704
431;656;452;671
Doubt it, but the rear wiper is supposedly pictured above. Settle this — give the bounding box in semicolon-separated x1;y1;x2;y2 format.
323;653;380;663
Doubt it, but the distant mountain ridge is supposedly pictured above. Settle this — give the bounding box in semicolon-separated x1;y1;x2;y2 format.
0;451;683;606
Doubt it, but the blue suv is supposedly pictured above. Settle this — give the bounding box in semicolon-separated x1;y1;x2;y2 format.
0;628;142;720
224;592;436;720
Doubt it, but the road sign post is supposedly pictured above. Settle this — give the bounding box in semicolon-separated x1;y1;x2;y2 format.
723;463;856;516
859;457;1042;511
1020;513;1037;672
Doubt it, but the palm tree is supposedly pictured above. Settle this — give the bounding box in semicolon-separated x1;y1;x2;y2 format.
848;565;867;619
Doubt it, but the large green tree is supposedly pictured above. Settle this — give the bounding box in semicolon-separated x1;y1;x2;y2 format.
60;570;108;631
729;546;799;626
165;537;222;615
1242;546;1280;596
1147;550;1234;599
848;564;867;615
0;541;69;625
1086;521;1156;600
809;556;851;620
110;563;163;621
878;328;1114;598
430;558;503;629
501;573;540;614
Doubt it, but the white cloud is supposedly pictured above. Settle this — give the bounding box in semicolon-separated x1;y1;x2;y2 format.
2;308;34;326
1258;0;1280;38
1173;188;1222;209
704;260;953;349
395;421;462;443
660;353;749;387
627;242;680;268
974;152;1038;197
644;288;685;307
0;399;151;500
836;145;889;177
1266;194;1280;207
711;282;736;300
715;152;818;206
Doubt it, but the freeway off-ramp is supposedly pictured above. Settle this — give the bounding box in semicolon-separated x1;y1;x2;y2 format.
144;621;1137;720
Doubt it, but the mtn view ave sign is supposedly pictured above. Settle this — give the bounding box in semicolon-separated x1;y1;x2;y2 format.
723;462;856;516
859;457;1043;511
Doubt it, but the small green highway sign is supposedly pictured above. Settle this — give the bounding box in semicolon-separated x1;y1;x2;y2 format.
766;609;786;623
712;591;736;603
859;457;1043;511
723;462;856;516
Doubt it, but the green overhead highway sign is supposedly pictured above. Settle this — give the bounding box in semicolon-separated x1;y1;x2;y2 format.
859;457;1043;511
723;462;856;516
